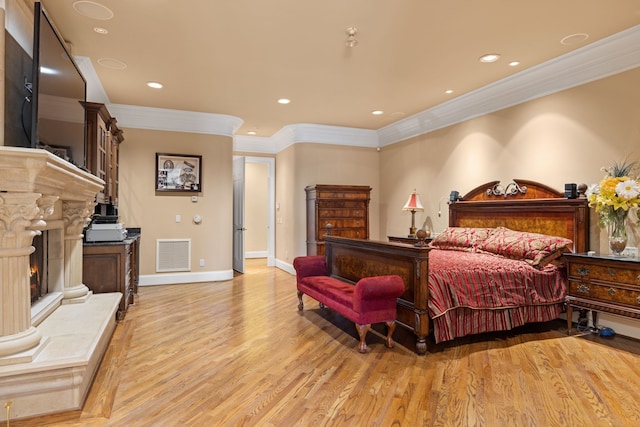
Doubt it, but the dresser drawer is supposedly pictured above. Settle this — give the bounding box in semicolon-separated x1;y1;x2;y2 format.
317;191;369;200
319;218;365;228
568;262;640;286
319;228;367;240
319;208;366;218
569;278;640;308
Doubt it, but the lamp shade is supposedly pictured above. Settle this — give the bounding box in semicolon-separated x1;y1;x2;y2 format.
402;189;424;211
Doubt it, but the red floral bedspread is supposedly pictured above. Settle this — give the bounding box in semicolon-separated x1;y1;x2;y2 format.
428;249;566;343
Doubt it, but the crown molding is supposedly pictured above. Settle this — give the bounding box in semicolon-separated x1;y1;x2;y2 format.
377;24;640;146
234;124;378;154
107;104;243;137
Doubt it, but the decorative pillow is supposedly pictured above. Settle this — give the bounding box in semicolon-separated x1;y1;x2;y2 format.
478;227;573;266
429;227;494;252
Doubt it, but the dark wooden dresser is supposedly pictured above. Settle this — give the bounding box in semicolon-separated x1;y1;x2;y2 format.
83;231;140;320
565;252;640;332
305;184;371;255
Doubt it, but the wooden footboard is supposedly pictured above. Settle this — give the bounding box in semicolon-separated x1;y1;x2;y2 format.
324;235;431;355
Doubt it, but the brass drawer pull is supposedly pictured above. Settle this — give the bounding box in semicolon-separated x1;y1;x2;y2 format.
637;295;640;305
637;274;640;283
577;284;590;294
577;267;589;276
608;288;616;296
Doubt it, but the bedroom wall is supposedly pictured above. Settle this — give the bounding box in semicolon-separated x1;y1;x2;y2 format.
378;67;640;338
118;127;233;278
380;67;640;248
275;142;379;266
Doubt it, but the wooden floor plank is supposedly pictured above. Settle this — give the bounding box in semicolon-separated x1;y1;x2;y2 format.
4;258;640;426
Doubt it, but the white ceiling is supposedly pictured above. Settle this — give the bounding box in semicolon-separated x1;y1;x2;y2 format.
39;0;640;140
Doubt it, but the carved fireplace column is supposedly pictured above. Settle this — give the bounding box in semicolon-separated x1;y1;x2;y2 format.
0;147;103;356
0;192;45;356
62;200;95;301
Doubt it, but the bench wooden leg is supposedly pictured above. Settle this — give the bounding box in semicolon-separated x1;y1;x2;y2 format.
385;321;396;348
355;323;371;353
297;290;304;311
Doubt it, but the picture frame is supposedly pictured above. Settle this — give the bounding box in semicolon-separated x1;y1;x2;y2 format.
155;153;202;192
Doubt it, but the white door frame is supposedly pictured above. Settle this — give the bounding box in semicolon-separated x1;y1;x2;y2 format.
235;156;275;267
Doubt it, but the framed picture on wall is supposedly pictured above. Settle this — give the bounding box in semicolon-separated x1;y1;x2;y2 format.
155;153;202;192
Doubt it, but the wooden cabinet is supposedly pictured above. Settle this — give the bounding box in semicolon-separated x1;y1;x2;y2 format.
565;252;640;332
306;184;371;255
83;235;140;320
84;102;124;206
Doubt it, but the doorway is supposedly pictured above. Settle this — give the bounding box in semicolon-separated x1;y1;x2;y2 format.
232;156;275;273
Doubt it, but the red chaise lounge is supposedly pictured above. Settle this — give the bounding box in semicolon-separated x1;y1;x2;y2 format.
293;255;405;353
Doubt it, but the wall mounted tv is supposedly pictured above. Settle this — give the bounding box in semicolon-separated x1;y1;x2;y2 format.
30;2;87;169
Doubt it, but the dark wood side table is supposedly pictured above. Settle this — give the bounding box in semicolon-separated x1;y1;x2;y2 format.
564;252;640;333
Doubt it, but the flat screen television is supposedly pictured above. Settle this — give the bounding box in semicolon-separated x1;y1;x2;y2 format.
30;2;87;169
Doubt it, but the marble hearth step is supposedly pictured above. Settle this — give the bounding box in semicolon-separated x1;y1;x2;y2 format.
0;292;122;422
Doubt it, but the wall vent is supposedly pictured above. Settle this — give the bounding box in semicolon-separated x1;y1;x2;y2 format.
156;239;191;272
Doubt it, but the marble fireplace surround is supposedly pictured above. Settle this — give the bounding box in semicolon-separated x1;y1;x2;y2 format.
0;147;121;421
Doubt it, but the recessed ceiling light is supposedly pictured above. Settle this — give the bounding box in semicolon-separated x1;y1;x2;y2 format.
93;27;109;34
509;61;520;67
371;110;384;115
479;53;501;63
247;131;257;135
445;89;453;94
278;98;291;104
147;81;163;89
560;33;589;45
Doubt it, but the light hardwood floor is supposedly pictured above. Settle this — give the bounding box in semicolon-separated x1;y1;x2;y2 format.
5;259;640;426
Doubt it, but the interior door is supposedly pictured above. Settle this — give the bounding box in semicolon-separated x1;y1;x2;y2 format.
232;156;246;273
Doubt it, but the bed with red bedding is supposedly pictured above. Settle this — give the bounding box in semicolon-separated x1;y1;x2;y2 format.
427;228;571;343
324;179;590;353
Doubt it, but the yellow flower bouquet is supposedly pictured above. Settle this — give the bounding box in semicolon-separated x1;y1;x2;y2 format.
586;160;640;254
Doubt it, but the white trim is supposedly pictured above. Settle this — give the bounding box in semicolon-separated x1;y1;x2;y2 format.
275;259;295;276
75;56;110;104
377;24;640;146
245;251;268;259
107;104;244;137
139;270;234;286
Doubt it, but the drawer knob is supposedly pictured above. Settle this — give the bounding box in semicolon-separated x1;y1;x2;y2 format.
636;274;640;283
577;267;589;276
608;287;616;296
577;284;590;294
637;295;640;305
608;268;616;276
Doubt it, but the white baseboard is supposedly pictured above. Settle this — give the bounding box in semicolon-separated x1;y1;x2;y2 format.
139;270;234;286
245;251;268;259
275;258;295;275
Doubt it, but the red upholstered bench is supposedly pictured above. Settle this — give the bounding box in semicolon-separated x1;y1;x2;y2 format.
293;256;405;353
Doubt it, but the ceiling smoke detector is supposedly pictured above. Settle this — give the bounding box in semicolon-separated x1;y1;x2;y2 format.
345;26;359;47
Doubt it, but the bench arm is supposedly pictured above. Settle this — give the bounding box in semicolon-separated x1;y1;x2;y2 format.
355;275;405;301
293;256;327;282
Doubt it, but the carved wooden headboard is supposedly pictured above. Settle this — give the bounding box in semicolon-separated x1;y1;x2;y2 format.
448;179;590;253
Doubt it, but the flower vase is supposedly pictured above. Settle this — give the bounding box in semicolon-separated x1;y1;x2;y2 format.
607;209;628;255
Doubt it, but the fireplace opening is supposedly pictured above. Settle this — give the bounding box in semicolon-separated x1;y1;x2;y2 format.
30;231;49;304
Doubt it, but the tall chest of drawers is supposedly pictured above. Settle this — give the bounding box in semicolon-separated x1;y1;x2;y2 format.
564;252;640;332
306;185;371;256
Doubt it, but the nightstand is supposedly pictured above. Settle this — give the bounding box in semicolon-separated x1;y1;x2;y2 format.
564;252;640;333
